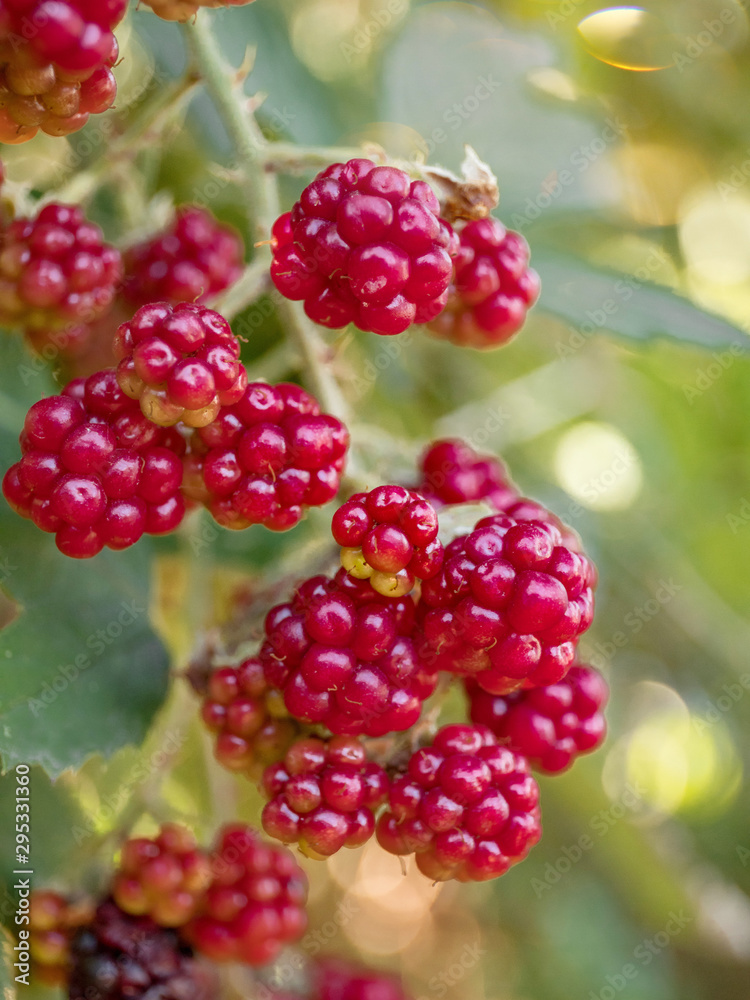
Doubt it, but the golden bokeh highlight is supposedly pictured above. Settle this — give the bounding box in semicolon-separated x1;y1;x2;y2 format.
554;421;643;512
577;7;676;71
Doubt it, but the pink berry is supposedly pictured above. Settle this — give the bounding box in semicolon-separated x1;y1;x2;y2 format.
418;437;517;510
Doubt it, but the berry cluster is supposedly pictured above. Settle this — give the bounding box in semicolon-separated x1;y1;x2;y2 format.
185;823;308;967
260;570;437;737
261;735;388;858
417;506;596;693
377;724;541;881
200;654;300;779
418;437;517;510
142;0;256;22
271;158;457;336
123;205;244;307
2;369;187;558
0;1;125;143
333;485;443;597
467;663;608;773
185;380;349;531
112;824;212;928
0;203;121;332
114;301;247;428
28;891;93;986
427;217;540;349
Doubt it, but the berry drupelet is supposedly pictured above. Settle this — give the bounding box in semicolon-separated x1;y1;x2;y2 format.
270;158;457;336
418;438;517;511
112;824;212;928
467;663;608;773
427;217;540;349
376;724;541;882
29;891;94;987
314;957;413;1000
122;206;244;307
0;1;125;144
261;735;388;858
184;824;307;967
114;301;247;428
260;569;437;737
416;506;596;694
0;203;121;331
141;0;255;22
333;485;444;598
2;369;188;558
184;380;349;532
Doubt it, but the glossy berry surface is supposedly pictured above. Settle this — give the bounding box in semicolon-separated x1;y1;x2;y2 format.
261;735;388;858
185;380;349;531
270;158;457;336
112;824;212;928
314;957;413;1000
416;504;596;693
123;205;244;306
2;369;188;559
376;724;541;882
0;2;124;144
333;485;443;597
260;569;437;737
142;0;256;22
29;891;93;987
0;204;121;330
418;438;517;510
467;663;608;773
427;217;540;349
201;655;300;780
114;301;247;428
184;824;307;967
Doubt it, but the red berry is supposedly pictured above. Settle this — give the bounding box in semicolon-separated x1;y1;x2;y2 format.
427;218;540;349
261;735;388;858
184;824;307;967
376;724;541;882
123;206;244;306
467;663;608;773
0;203;121;331
314;957;413;1000
418;437;517;510
260;569;437;737
270;160;457;336
29;891;94;987
114;302;247;428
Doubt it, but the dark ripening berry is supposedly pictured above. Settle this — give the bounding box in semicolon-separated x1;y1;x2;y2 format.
29;891;94;988
261;735;388;858
416;502;597;694
113;301;247;428
142;0;256;21
467;663;608;773
333;485;443;597
427;217;540;349
418;438;517;511
123;206;244;306
1;369;188;559
0;3;124;144
376;724;541;882
313;957;414;1000
0;203;121;330
260;569;437;738
270;159;458;336
68;899;216;1000
184;824;307;967
183;380;349;532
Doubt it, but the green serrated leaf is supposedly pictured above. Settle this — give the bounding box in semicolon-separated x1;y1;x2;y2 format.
535;251;750;353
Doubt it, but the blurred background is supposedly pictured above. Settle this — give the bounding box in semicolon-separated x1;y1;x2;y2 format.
2;1;750;998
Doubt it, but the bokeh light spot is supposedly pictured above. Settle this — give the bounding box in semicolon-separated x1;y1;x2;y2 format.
554;422;642;511
578;8;676;71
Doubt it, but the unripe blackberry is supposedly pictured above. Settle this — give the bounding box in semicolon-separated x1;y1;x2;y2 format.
260;569;437;737
261;735;388;858
0;2;124;144
314;957;413;1000
185;381;349;532
184;824;307;967
68;899;216;1000
142;0;256;22
427;218;540;349
376;724;541;882
418;438;517;510
333;485;443;598
2;369;188;558
416;506;596;694
467;663;608;773
0;203;121;330
123;206;244;307
270;158;457;336
29;891;94;987
201;654;301;779
112;824;212;928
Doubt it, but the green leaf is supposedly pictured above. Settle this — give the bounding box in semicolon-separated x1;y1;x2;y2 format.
535;251;750;353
